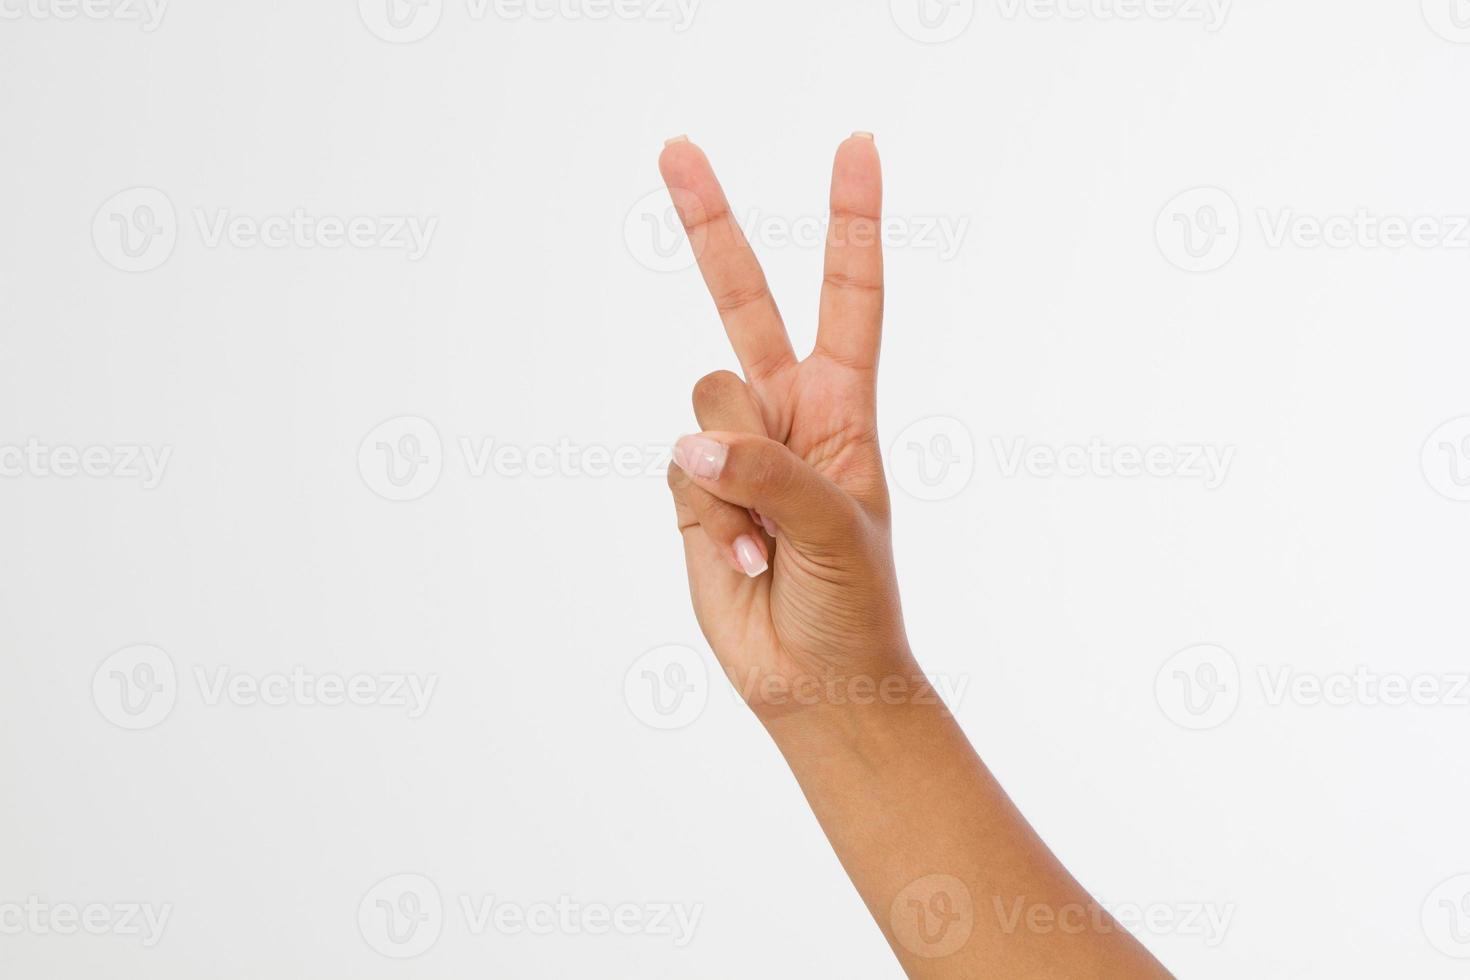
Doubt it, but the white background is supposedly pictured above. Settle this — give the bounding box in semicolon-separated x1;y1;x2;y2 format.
3;0;1469;977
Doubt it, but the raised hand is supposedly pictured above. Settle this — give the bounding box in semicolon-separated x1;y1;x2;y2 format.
660;134;918;716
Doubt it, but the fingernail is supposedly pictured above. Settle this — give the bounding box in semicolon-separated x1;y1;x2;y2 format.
760;513;777;537
665;134;690;146
673;435;727;479
852;131;875;141
734;535;769;578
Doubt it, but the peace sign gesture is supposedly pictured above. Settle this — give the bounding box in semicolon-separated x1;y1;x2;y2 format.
661;134;912;714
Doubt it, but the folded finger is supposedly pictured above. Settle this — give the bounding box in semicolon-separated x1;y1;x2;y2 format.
667;462;769;577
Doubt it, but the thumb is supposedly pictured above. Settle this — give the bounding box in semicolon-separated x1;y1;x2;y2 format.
672;432;861;549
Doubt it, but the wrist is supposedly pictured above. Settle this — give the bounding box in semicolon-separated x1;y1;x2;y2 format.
748;650;955;751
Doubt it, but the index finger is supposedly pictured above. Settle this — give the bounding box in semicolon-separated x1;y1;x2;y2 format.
659;138;796;383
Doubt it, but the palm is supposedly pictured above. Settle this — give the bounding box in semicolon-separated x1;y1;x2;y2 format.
755;359;884;505
659;136;900;696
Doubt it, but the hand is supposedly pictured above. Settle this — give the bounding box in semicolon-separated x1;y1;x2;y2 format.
660;134;918;719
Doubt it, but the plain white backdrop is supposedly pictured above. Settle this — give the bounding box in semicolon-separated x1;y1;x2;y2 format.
3;0;1469;976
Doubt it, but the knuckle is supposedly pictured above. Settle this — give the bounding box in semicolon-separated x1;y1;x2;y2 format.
711;282;770;317
742;349;792;383
748;442;795;496
691;370;743;414
822;269;884;294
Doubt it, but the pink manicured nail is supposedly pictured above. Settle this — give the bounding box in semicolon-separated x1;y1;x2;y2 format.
733;535;769;578
852;131;875;141
665;134;690;146
750;508;777;537
673;435;727;479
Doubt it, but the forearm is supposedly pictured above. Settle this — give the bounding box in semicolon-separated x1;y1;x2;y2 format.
760;659;1173;979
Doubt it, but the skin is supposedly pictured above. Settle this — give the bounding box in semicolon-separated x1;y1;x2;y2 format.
661;134;1176;978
